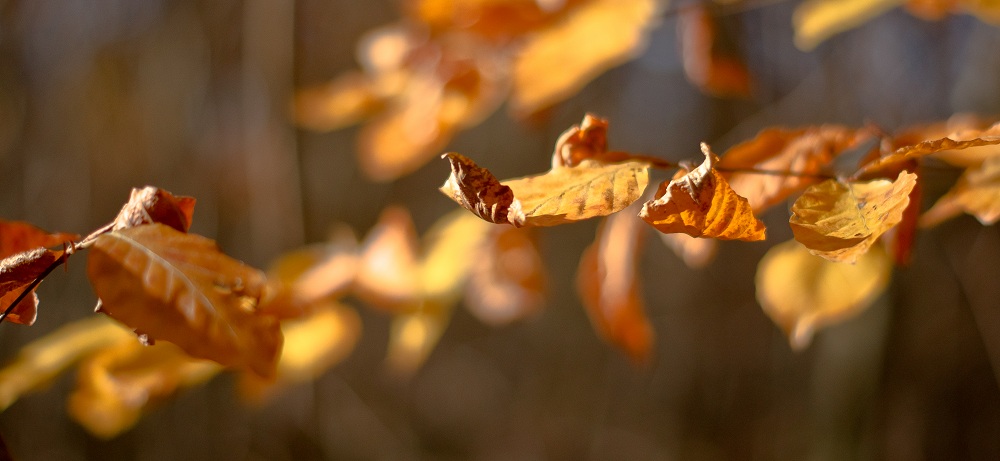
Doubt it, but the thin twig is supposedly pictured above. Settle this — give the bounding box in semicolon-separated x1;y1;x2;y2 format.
0;252;70;325
714;166;837;179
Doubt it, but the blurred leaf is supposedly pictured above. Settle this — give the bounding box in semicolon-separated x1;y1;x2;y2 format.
68;339;221;439
859;125;1000;176
419;209;493;302
240;303;361;403
756;239;891;350
0;316;134;411
922;154;1000;226
261;225;359;319
659;232;718;269
510;0;661;116
465;226;545;325
386;310;447;374
793;0;905;51
677;4;752;98
719;125;870;212
640;143;766;241
0;220;78;255
578;207;653;363
789;171;917;263
293;72;383;131
87;224;281;378
354;206;422;312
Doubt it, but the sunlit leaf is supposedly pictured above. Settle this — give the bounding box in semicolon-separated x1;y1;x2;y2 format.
0;317;134;412
659;232;718;269
293;72;383;131
419;209;493;302
68;339;221;439
87;224;282;378
385;310;447;374
239;303;361;403
510;0;661;116
756;239;892;350
465;226;545;325
0;220;78;325
677;4;752;98
109;186;196;234
719;125;869;212
921;154;1000;226
858;125;1000;175
578;208;653;363
640;143;766;241
354;206;422;312
793;0;906;51
789;171;917;263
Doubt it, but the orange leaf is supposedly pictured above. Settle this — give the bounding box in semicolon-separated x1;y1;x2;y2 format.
464;226;545;325
756;239;891;349
921;154;1000;227
0;220;78;255
718;125;870;212
659;232;718;269
86;224;281;378
510;0;661;116
109;186;196;233
677;4;752;98
68;339;221;439
858;124;1000;176
354;206;422;312
0;248;65;325
577;208;653;363
640;143;766;241
789;171;917;263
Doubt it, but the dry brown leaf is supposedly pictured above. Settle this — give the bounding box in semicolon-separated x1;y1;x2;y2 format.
0;316;134;411
465;226;545;325
578;208;653;363
0;220;78;255
509;0;661;116
756;239;892;350
0;220;78;325
921;154;1000;226
659;232;718;269
719;125;869;212
68;339;221;439
87;224;281;378
859;126;1000;176
109;186;196;234
640;143;766;241
239;303;361;403
789;171;917;263
677;4;752;98
552;113;610;168
441;152;650;227
354;206;422;312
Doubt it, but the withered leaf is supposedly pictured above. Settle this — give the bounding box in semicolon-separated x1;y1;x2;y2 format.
354;206;422;312
789;171;917;263
68;339;221;439
510;0;661;116
86;224;281;378
640;143;766;241
110;186;196;233
0;219;78;255
552;113;609;168
718;125;869;212
0;248;65;325
756;239;892;350
858;126;1000;176
578;208;654;363
0;316;134;412
921;154;1000;227
440;152;519;225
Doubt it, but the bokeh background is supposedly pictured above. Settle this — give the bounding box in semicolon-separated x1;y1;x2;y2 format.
2;0;1000;459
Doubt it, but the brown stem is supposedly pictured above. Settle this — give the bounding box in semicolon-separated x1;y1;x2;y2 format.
714;166;837;179
0;252;70;325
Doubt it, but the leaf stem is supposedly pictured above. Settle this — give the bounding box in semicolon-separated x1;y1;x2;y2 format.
714;166;837;179
0;252;70;325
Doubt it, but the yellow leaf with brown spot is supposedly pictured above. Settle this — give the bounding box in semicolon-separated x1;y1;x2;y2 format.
756;239;891;350
640;143;766;241
789;171;917;263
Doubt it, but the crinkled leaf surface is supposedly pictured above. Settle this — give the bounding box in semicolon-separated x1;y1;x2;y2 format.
859;130;1000;176
789;171;917;262
110;186;196;233
640;144;766;241
0;220;78;325
86;224;281;378
577;206;653;363
756;239;892;350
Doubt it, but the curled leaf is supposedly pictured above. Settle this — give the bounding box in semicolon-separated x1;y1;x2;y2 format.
756;239;891;350
110;186;196;233
578;208;653;363
440;152;520;225
86;224;281;378
789;171;917;262
0;248;64;325
921;154;1000;226
859;128;1000;176
640;143;766;241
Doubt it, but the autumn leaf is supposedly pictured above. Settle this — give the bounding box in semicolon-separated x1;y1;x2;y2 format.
677;4;752;98
718;125;870;212
551;113;610;168
0;220;78;255
464;226;545;325
793;0;906;50
386;310;447;374
239;302;361;403
640;143;766;241
86;224;282;378
921;154;1000;227
789;171;917;263
0;220;78;325
578;207;653;363
859;128;1000;176
659;232;718;269
109;186;196;234
756;239;892;350
0;316;134;412
419;209;493;303
68;339;221;439
510;0;661;116
354;206;422;312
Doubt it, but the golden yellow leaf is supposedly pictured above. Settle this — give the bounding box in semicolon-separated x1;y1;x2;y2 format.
719;125;869;212
577;208;653;363
793;0;906;51
293;72;383;132
354;206;422;312
87;224;282;378
385;310;447;374
0;317;134;412
789;171;917;263
465;226;545;325
921;154;1000;226
68;340;221;439
239;303;361;403
441;153;650;227
640;143;766;241
756;239;892;350
858;125;1000;176
509;0;661;116
419;209;493;302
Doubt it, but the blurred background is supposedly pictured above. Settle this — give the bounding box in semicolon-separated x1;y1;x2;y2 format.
2;0;1000;459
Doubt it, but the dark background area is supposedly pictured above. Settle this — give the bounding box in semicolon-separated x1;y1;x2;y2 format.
2;0;1000;459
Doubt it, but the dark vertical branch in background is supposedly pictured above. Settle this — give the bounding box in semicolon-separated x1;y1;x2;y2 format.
242;0;303;263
